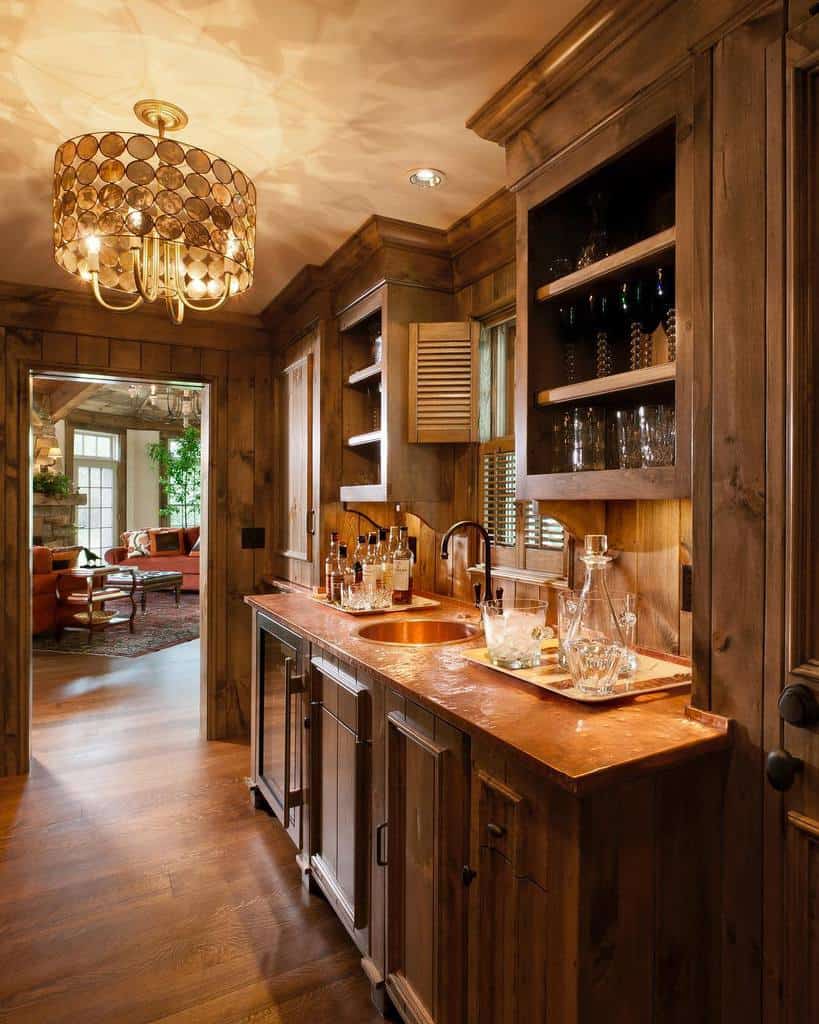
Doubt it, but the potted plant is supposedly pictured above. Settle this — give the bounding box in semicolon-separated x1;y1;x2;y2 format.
146;427;201;527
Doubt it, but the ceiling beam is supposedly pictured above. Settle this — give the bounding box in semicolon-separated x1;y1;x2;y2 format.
47;382;106;422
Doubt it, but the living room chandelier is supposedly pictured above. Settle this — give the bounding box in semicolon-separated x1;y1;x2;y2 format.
52;99;256;325
128;383;201;427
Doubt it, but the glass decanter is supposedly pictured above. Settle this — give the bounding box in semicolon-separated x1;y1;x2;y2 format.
561;535;629;687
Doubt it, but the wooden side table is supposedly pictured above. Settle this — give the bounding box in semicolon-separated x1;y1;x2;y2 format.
56;566;137;642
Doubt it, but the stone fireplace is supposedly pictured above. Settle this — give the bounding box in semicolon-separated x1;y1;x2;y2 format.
32;491;87;548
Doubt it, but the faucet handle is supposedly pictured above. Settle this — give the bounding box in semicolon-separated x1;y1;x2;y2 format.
473;582;482;607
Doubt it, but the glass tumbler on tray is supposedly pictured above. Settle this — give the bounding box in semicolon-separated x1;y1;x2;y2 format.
481;599;549;670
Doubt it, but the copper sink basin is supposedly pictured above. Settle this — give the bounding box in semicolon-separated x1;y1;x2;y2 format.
356;618;481;646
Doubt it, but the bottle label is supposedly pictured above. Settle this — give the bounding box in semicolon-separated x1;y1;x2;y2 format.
392;558;410;591
362;563;380;585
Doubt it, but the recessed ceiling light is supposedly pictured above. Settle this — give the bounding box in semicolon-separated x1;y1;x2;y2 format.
409;167;446;189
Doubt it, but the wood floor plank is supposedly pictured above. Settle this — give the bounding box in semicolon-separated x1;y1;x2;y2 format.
0;641;381;1023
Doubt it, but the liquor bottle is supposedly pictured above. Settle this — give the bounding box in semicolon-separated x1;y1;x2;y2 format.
362;532;381;587
381;526;397;594
330;543;349;605
324;530;339;595
392;526;413;604
352;534;366;583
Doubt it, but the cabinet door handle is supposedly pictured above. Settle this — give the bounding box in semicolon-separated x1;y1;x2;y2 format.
486;822;506;838
376;822;388;866
462;865;477;886
307;508;316;535
283;657;304;818
766;748;803;792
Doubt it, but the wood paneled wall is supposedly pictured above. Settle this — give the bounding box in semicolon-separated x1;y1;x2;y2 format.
0;299;274;775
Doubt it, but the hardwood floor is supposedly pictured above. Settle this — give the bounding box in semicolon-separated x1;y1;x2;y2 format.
0;641;383;1023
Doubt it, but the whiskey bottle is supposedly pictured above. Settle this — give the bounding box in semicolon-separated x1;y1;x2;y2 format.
392;526;413;604
330;543;350;605
324;530;339;595
362;532;381;588
352;534;366;583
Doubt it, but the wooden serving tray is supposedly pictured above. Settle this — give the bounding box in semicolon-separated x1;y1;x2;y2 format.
310;593;441;616
464;639;691;704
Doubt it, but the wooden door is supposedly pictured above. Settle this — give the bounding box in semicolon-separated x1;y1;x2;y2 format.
279;352;313;562
384;707;468;1024
766;19;819;1023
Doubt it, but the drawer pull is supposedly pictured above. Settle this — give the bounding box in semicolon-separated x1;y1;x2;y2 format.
376;822;388;866
487;822;506;838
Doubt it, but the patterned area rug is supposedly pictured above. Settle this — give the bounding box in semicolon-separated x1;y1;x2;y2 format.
33;591;200;658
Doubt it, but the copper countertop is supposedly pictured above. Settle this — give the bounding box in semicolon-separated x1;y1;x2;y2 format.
245;591;731;794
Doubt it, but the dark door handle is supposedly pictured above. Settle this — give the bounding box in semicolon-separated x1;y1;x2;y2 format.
778;684;819;728
486;822;506;838
462;865;477;886
766;749;803;792
376;823;388;866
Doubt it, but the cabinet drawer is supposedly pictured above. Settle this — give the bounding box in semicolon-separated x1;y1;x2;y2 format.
311;653;369;739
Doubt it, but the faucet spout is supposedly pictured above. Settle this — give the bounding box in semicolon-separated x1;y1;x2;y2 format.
440;520;492;606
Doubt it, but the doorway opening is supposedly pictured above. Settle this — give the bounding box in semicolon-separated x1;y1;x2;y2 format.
29;372;207;762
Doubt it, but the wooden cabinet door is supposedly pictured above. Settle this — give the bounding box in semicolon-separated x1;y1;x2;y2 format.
768;19;819;1024
279;352;313;562
385;709;468;1024
309;658;369;945
408;321;480;443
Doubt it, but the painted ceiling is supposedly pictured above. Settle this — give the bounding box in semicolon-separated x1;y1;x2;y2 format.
0;0;587;314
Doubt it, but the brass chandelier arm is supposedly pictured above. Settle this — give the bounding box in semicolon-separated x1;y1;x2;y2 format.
131;239;161;303
90;272;144;312
176;274;234;313
165;292;185;325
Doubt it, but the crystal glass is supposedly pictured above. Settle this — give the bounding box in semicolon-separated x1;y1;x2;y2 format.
340;581;372;611
638;404;675;466
614;409;642;469
566;407;606;472
481;599;549;670
566;638;625;694
367;579;393;610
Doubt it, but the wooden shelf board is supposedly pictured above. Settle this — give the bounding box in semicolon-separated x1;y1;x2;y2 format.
340;483;386;502
63;589;133;603
535;227;676;302
520;465;685;502
347;430;382;448
347;362;382;386
536;361;676;407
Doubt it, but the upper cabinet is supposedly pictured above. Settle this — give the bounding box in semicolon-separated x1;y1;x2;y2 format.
338;283;456;505
408;321;480;444
515;73;695;500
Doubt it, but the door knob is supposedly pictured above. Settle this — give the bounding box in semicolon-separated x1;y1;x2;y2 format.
778;684;819;727
766;749;803;792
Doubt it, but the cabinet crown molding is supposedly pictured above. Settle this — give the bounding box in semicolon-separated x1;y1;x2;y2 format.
466;0;671;145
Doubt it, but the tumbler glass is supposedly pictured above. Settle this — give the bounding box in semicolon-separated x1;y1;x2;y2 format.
567;406;606;472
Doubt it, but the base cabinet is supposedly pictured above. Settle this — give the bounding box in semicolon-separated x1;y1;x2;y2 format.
383;702;468;1024
309;654;370;949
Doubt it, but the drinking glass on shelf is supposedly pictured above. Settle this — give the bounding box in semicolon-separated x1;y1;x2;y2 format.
567;406;606;472
546;256;572;283
576;191;610;269
638;404;675;466
614;408;642;468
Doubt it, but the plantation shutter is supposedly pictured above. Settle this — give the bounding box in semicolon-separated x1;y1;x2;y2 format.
408;321;480;443
523;502;565;550
482;450;517;546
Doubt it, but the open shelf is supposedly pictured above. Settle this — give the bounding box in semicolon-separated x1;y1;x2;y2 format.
536;361;676;407
347;362;382;387
535;227;676;303
347;430;382;448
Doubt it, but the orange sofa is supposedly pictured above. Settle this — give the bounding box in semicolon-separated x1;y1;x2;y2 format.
104;526;200;592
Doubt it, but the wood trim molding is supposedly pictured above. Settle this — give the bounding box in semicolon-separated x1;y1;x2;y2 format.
0;280;270;352
466;0;669;144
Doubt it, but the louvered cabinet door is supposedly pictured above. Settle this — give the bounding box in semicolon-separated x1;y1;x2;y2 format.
408;321;480;443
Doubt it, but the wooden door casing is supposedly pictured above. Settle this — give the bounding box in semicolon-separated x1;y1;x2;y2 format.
384;706;468;1024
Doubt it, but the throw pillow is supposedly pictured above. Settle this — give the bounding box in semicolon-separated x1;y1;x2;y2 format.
50;545;83;571
148;528;185;556
124;530;151;557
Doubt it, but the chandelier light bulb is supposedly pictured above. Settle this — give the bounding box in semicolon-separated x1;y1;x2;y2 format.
52;98;256;324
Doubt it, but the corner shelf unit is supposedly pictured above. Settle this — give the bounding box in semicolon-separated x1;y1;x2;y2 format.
340;294;385;501
516;77;693;501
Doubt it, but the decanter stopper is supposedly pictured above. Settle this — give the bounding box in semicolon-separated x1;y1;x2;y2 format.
584;534;608;557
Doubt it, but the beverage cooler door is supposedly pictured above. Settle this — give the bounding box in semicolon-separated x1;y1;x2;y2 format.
256;614;305;838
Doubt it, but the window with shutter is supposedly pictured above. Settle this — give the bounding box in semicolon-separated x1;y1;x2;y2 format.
523;502;566;551
482;450;517;546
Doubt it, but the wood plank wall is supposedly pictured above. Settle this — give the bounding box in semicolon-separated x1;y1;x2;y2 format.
0;309;274;775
